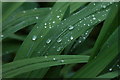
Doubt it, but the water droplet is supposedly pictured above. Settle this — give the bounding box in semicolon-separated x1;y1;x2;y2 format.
83;37;86;39
32;35;37;41
57;47;62;51
57;16;60;18
1;35;4;38
88;24;90;26
84;24;86;26
23;11;26;13
69;25;74;30
109;68;112;71
45;55;48;58
60;60;64;63
57;38;62;43
103;5;106;8
41;36;43;38
93;3;96;5
53;21;55;24
70;36;73;40
93;17;96;20
44;23;47;25
46;39;51;44
79;40;81;43
53;58;56;61
36;17;39;19
45;26;47;28
34;8;37;10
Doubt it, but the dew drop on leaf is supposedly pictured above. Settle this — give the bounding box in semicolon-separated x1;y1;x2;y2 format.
109;68;112;71
57;47;62;51
53;58;56;61
60;60;64;63
36;17;39;19
69;25;74;30
53;21;55;23
57;38;62;43
70;36;74;40
46;39;51;44
32;35;37;41
23;11;26;13
1;35;4;38
45;55;48;58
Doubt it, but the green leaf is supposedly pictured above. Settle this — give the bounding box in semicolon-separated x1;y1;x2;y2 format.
2;2;24;21
3;55;89;78
97;71;119;78
89;3;119;61
72;26;120;78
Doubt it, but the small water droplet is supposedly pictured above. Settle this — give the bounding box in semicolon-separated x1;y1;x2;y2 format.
83;37;86;39
32;35;37;41
53;58;56;61
79;40;81;43
34;8;37;10
103;5;106;8
36;17;39;19
45;55;48;58
46;39;51;44
69;25;74;30
84;24;86;26
23;11;26;13
109;68;112;71
44;23;47;25
1;35;4;38
70;36;73;40
93;17;96;20
57;38;62;43
57;47;62;51
60;60;64;63
41;36;43;38
53;21;55;24
45;26;47;28
93;3;96;5
57;16;60;18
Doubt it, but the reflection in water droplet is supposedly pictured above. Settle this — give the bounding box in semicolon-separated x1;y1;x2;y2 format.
109;68;112;71
53;21;55;23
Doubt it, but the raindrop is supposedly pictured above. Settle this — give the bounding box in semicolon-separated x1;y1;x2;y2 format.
44;26;47;28
88;24;90;26
1;35;4;38
84;24;86;26
46;39;51;44
57;38;62;43
32;35;37;41
60;60;64;63
93;3;96;5
70;36;74;40
36;17;39;19
69;25;74;30
53;58;56;61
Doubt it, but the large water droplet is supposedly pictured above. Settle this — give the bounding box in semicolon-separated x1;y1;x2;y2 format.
57;38;62;43
69;25;74;30
46;39;51;44
32;35;37;41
